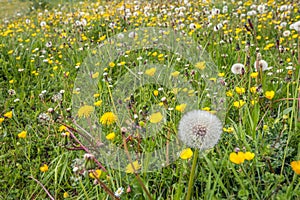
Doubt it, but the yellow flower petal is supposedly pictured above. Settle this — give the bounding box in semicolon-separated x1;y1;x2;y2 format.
40;164;49;172
125;161;141;173
149;112;163;123
291;160;300;175
180;148;193;159
195;61;206;70
89;169;102;179
244;152;255;161
18;131;27;139
145;68;156;76
229;152;245;164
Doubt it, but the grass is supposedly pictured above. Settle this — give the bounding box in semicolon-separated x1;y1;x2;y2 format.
0;0;300;199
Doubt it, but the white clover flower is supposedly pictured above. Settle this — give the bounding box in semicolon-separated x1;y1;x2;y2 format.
178;110;222;150
114;187;124;197
231;63;245;74
254;60;268;71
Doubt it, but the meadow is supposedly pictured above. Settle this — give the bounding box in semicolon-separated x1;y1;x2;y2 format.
0;0;299;199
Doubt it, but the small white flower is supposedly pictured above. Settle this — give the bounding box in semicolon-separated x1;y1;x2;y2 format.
114;187;124;197
178;110;222;150
254;60;268;71
46;41;52;48
231;63;245;75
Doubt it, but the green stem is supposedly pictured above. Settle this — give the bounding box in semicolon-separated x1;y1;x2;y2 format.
186;149;199;200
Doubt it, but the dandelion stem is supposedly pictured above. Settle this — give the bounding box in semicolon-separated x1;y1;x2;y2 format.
105;81;120;127
29;176;55;200
66;127;107;172
92;171;120;200
121;133;153;200
185;149;199;200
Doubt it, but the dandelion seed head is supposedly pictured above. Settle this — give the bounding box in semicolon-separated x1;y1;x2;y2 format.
178;110;222;150
231;63;245;74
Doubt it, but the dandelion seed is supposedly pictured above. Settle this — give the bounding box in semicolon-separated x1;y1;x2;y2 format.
231;63;245;74
77;105;94;118
178;110;222;150
254;60;268;71
100;112;117;125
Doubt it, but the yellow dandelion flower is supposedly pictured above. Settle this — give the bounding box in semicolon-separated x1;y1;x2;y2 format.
251;100;258;105
226;91;233;97
195;61;206;70
94;93;100;98
171;71;180;77
145;68;156;76
250;72;259;78
218;72;225;77
94;100;102;106
202;107;210;111
0;118;4;123
180;148;193;160
291;160;300;175
265;91;275;100
77;105;94;118
100;112;117;125
229;152;245;164
125;161;141;173
63;192;69;198
18;131;27;139
59;125;66;132
153;90;159;96
40;164;49;172
233;100;246;108
250;87;257;93
223;127;234;133
106;132;116;140
235;87;245;95
4;111;13;119
109;62;115;68
175;104;187;112
149;112;163;123
244;152;255;161
89;169;102;179
92;72;99;78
